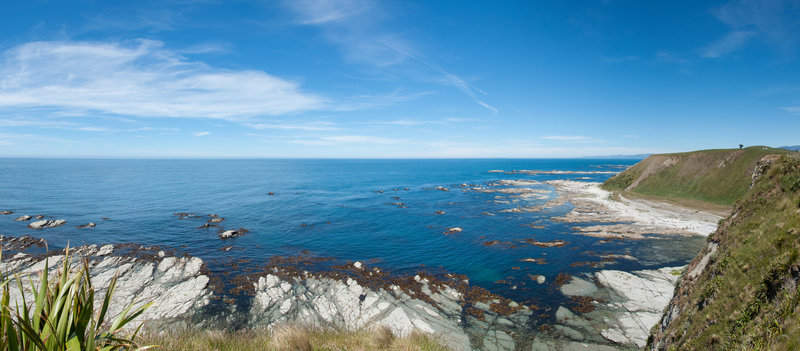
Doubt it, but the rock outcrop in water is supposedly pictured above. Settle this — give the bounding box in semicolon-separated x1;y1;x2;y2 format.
27;219;66;229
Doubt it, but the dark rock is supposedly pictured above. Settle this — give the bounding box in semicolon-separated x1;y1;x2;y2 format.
77;222;96;228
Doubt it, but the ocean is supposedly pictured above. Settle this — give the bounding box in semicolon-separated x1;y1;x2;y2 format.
0;158;705;314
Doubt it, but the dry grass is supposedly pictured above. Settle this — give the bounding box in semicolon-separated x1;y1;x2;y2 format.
139;325;451;351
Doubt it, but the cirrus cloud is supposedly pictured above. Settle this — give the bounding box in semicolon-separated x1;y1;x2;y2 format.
0;39;325;121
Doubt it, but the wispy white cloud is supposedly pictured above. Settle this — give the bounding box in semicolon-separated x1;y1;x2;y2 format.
375;120;446;126
391;140;653;158
382;41;498;114
542;135;592;141
780;106;800;113
0;117;76;128
0;40;325;121
288;0;370;25
193;131;211;136
656;51;689;64
246;121;340;131
281;0;407;66
601;55;641;63
701;0;800;58
282;0;497;114
700;30;757;58
77;127;113;132
291;135;406;145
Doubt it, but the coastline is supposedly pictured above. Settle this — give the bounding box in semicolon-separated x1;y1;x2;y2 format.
543;180;722;239
0;170;724;350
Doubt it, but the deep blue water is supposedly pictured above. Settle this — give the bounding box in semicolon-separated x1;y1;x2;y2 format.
0;158;705;308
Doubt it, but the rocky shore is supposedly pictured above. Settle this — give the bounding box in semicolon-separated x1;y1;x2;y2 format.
543;180;721;239
0;174;722;350
0;231;694;350
0;236;213;330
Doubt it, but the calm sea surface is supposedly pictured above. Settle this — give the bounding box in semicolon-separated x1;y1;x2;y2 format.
0;158;705;309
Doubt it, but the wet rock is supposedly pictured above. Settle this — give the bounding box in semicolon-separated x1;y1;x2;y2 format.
221;246;233;252
219;228;249;239
353;261;363;269
14;215;32;222
559;277;598;296
0;235;47;251
208;217;225;223
0;211;13;215
77;222;96;228
435;211;446;215
267;192;275;196
28;219;66;229
444;227;463;234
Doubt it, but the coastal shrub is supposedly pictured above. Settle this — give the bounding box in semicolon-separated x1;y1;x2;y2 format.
0;247;152;350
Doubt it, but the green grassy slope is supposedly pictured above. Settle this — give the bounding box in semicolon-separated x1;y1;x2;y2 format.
648;154;800;350
602;146;791;206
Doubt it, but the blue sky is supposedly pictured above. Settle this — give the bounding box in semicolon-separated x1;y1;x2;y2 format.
0;0;798;158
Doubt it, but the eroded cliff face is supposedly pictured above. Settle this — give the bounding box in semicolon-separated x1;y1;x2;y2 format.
648;155;800;350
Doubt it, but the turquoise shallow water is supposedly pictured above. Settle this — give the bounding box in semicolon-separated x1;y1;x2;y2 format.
0;158;705;310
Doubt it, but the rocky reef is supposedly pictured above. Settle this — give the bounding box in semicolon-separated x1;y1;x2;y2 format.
0;237;213;330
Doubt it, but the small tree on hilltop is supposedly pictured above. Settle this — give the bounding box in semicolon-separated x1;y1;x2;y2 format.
739;144;743;149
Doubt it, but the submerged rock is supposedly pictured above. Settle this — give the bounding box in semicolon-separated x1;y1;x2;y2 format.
78;222;96;228
14;215;32;222
28;219;66;229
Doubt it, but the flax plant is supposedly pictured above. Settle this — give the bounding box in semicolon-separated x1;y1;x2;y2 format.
0;246;153;350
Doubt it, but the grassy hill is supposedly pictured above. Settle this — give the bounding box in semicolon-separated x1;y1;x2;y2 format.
648;154;800;350
602;146;792;206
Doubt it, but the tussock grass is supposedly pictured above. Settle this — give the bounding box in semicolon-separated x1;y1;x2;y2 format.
603;146;791;206
649;154;800;350
139;326;451;351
